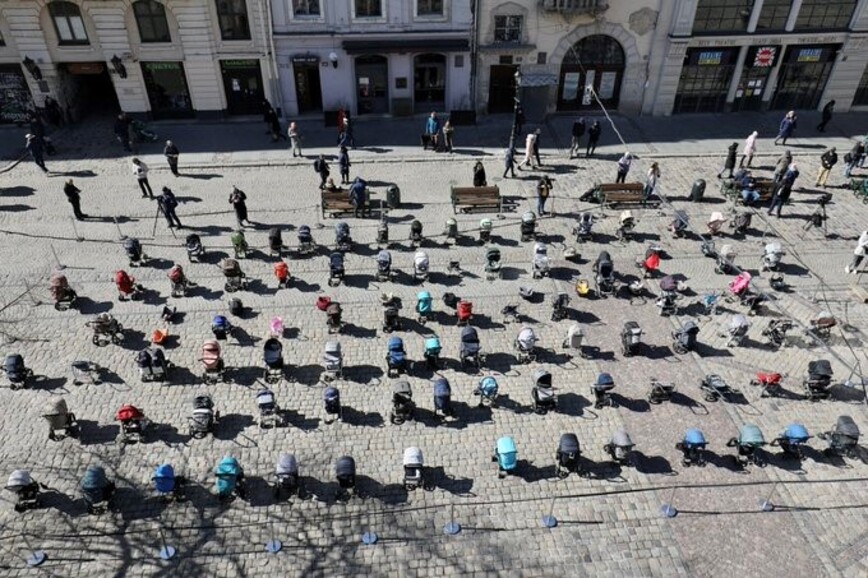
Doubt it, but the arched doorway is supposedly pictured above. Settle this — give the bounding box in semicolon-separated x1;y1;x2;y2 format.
355;55;388;114
558;35;625;111
414;54;446;113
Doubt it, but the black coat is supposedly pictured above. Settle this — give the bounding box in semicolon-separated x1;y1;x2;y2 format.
588;124;602;143
724;146;738;169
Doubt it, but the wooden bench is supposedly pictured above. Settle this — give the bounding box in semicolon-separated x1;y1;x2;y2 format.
733;177;775;206
321;189;378;218
451;185;501;214
597;182;659;207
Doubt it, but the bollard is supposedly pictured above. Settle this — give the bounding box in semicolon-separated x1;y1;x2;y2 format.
759;482;778;512
157;527;176;560
21;534;46;567
660;486;678;518
541;496;558;528
443;502;461;535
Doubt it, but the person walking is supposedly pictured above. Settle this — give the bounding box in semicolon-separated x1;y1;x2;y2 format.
615;152;632;184
644;162;660;201
773;111;797;145
349;177;368;218
536;175;553;216
114;113;132;152
157;186;182;228
131;158;153;198
768;163;799;217
846;230;868;274
532;128;543;167
64;179;87;220
569;117;586;159
717;142;738;179
815;147;838;188
503;148;516;179
314;155;330;189
425;112;440;151
340;112;355;148
164;140;180;176
288;122;302;157
773;150;792;183
266;108;285;142
740;131;758;168
338;146;351;184
25;134;48;173
586;121;602;157
518;132;537;170
229;186;250;228
473;161;487;187
443;120;454;152
844;141;864;178
816;100;835;132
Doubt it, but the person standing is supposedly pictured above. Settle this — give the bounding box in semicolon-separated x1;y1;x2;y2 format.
768;163;799;217
773;111;797;145
773;150;792;183
740;131;758;168
586;121;602;157
25;134;48;173
503;148;516;179
815;147;838;188
314;154;330;189
288;122;302;157
569;117;586;159
158;186;182;228
844;141;864;178
817;100;835;132
266;108;284;142
349;177;368;218
846;230;868;274
338;146;351;185
532;128;543;167
644;162;660;201
473;161;487;187
518;132;537;170
717;142;738;179
229;187;250;227
131;158;153;198
341;112;355;148
443;120;455;153
164;140;180;176
536;175;553;216
114;113;132;152
615;152;632;184
64;179;87;220
425;112;440;151
515;105;525;137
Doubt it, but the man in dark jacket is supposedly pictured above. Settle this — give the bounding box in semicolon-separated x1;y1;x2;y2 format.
114;113;132;152
817;100;835;132
314;155;330;189
815;147;838;188
586;121;602;157
569;118;586;159
532;128;543;167
503;148;516;179
844;141;864;178
158;187;182;228
25;134;48;173
338;146;351;184
717;142;738;179
473;161;487;187
349;177;367;217
768;163;799;217
164;140;180;176
64;179;87;220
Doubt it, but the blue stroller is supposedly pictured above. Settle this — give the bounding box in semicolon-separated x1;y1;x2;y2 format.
390;380;415;424
416;291;433;324
335;456;357;498
328;252;345;287
592;372;616;409
153;464;183;501
81;465;115;515
459;326;482;370
727;424;766;468
3;354;32;390
532;369;556;414
474;376;499;408
433;377;453;419
297;225;315;256
274;454;301;500
772;423;811;461
676;428;708;467
493;436;518;478
215;456;246;501
335;221;352;252
555;433;582;478
324;386;342;424
424;335;442;369
211;314;233;341
386;337;406;377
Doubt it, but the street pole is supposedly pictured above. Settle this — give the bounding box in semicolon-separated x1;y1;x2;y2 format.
508;70;522;154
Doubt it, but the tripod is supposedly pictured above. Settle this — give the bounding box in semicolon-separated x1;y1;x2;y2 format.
152;205;178;238
800;196;831;239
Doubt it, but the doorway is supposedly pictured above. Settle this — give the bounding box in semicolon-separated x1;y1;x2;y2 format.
61;63;121;121
414;54;446;113
771;44;839;111
293;62;323;113
220;60;264;115
141;61;193;119
487;64;518;113
355;55;389;115
557;35;625;111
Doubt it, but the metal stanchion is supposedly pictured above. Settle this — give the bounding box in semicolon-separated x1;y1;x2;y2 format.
759;481;778;512
660;486;678;518
114;216;127;241
70;217;83;242
49;244;64;270
157;526;176;560
443;502;461;535
265;519;282;554
541;496;558;528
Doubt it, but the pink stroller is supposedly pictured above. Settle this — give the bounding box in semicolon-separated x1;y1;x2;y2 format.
727;272;763;314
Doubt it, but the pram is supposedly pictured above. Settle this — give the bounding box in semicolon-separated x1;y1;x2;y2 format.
520;212;536;242
115;270;143;301
727;271;763;314
485;247;502;280
672;320;699;354
185;233;205;262
514;326;538;364
416;291;433;324
335;221;352;252
809;311;836;341
714;244;737;275
335;456;356;498
231;230;248;259
153;464;183;501
211;314;233;340
594;251;615;296
386;337;407;377
676;428;708;467
382;303;401;333
493;436;518;478
414;251;430;282
423;335;442;369
81;465;115;514
604;429;635;465
410;220;423;247
638;244;661;278
726;314;750;347
532;368;556;414
574;212;594;242
771;423;811;460
818;416;860;458
669;210;689;238
444;218;458;244
50;272;77;311
87;313;124;346
328;252;345;287
555;433;582;478
116;404;149;444
256;388;281;428
376;250;392;282
273;454;301;500
2;354;32;390
532;242;550;279
459;326;482;370
563;324;588;359
221;258;248;292
274;261;291;289
390;380;415;424
804;359;834;401
215;456;246;501
616;210;635;242
551;291;570;322
731;211;752;236
324;386;342;423
403;447;424;490
137;347;169;382
591;373;615;409
656;275;678;316
762;319;793;348
168;264;189;297
268;227;283;258
621;321;642;357
707;211;727;235
473;375;499;407
323;341;343;381
124;237;147;267
479;218;493;244
5;470;41;512
262;338;284;384
326;302;343;334
200;339;225;384
457;299;473;326
377;218;389;245
188;393;218;438
700;373;739;402
762;242;783;271
71;360;101;386
750;371;783;397
727;424;766;468
649;378;676;404
297;225;315;256
433;377;453;418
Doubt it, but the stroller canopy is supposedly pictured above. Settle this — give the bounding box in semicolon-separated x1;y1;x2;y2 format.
324;386;340;403
336;456;355;478
719;244;736;260
835;415;860;439
708;211;726;224
221;258;241;276
480;218;493;231
673;210;689;225
559;433;580;454
729;314;750;332
765;242;782;255
263;338;282;364
414;251;429;267
680;320;700;335
4;354;24;373
123;237;141;255
739;424;765;446
517;327;537;349
486;247;501;262
534;368;553;388
808;359;833;377
256;389;276;407
268;227;282;244
403;447;424;467
276;454;299;476
595;373;615;388
522;211;536;224
153;464;175;493
434;378;451;397
330;252;344;268
81;465;108;491
393;380;412;397
324;341;342;360
783;423;810;442
377;250;391;266
479;376;498;396
659;275;678;292
595;252;613;276
336;222;350;238
50;272;69;288
193;394;214;410
43;396;69;417
230;231;246;249
411;220;422;234
215;456;241;477
185;234;201;247
297;225;312;241
611;429;634;449
619;210;634;225
6;469;33;490
388;336;405;352
684;428;707;447
579;212;593;226
461;326;479;344
533;242;547;257
424;336;441;354
116;404;144;422
496;436;517;460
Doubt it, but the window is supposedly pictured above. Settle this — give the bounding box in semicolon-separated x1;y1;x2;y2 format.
692;0;753;34
216;0;251;40
49;2;89;45
355;0;382;18
292;0;320;16
134;1;171;43
494;15;523;43
417;0;443;16
853;64;868;106
674;48;740;113
794;0;856;30
755;0;791;31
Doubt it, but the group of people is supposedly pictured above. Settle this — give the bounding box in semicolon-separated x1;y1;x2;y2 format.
423;112;455;153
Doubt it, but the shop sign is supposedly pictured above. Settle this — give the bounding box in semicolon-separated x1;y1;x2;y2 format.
292;55;319;65
753;46;776;67
221;60;257;69
797;48;822;63
698;51;722;65
66;62;104;75
145;62;181;71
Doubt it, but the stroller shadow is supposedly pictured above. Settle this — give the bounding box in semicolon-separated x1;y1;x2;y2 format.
167;365;199;386
77;420;119;446
693;342;734;358
213;413;256;440
610;393;651;413
282;409;319;431
557;392;592;417
242;476;273;508
342;324;377;339
643;344;674;360
425;466;476;496
115;485;154;521
75;297;114;314
584;346;615;361
633;452;677;475
152;422;190;446
291;278;321;293
428;271;463;287
292;364;324;386
344;364;384;385
517;460;558;483
670;391;710;415
501;266;526;281
340;406;385;428
474;314;505;331
119;329;148;351
764;450;808;473
706;450;744;473
485;352;517;373
451;400;495;426
31;376;69;392
189;285;223;301
496;394;531;415
357;476;409;506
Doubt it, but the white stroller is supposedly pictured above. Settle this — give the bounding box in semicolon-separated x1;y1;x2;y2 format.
574;212;594;242
715;244;737;275
323;341;343;381
562;324;587;359
726;314;750;347
5;470;41;512
256;388;281;429
403;447;424;491
273;454;301;500
707;211;727;235
762;242;784;271
532;242;550;279
414;251;430;282
616;210;635;242
515;326;539;364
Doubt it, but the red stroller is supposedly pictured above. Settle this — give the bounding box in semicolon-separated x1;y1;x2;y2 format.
115;270;142;301
751;372;783;397
116;404;149;444
457;300;473;326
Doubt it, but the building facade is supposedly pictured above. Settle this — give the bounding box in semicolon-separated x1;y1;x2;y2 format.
270;0;473;118
0;0;277;123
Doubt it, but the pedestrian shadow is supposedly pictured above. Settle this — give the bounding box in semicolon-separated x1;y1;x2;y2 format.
50;170;98;178
0;204;34;212
175;196;202;203
359;147;392;155
1;186;35;196
184;173;223;180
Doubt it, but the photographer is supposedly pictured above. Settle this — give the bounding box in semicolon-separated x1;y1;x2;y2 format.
536;175;553;216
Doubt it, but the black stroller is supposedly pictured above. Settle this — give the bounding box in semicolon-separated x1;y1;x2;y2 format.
604;429;635;465
700;373;739;402
818;416;860;458
273;454;301;500
335;456;357;499
551;291;570;322
459;326;482;370
326;302;343;334
390;380;415;425
731;212;752;236
263;338;284;383
762;319;793;348
621;321;642;357
377;218;389;245
669;210;689;238
409;219;423;247
328;252;345;287
532;369;556;414
382;303;401;333
648;378;676;404
335;221;352;252
3;354;33;390
42;396;79;441
433;377;453;419
324;386;342;423
656;275;678;316
185;234;205;262
593;251;615;297
520;212;536;242
672;320;699;354
124;237;147;267
268;227;283;257
188;394;219;438
376;250;392;282
555;433;582;478
804;359;834;401
297;225;315;256
574;212;594;242
81;465;115;515
4;470;42;512
591;373;615;409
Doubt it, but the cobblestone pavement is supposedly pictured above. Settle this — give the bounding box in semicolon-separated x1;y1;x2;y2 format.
0;112;866;577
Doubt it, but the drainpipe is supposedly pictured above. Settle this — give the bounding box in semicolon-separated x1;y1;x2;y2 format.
263;0;283;115
469;0;480;112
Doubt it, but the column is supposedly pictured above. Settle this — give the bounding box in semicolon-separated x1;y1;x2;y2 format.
747;0;764;32
726;45;749;106
785;0;803;31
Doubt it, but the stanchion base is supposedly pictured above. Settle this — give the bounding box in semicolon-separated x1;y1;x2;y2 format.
661;504;678;518
759;499;775;512
542;515;558;528
159;546;176;560
443;521;461;536
26;551;46;566
362;532;378;545
266;540;283;553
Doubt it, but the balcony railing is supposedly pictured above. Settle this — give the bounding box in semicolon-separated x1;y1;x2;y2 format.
541;0;608;14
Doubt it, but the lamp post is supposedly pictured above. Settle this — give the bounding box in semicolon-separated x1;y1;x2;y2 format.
508;69;523;153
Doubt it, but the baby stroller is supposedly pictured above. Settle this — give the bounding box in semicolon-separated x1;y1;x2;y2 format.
433;377;453;419
563;324;588;359
707;211;727;235
324;386;342;423
268;227;283;257
574;212;594;242
87;313;124;346
5;470;41;512
416;291;433;324
762;242;783;271
335;456;356;498
621;321;642;357
2;354;32;390
185;233;205;262
423;335;441;369
377;219;389;245
520;212;536;242
604;430;635;465
485;247;502;280
410;219;423;247
473;375;499;408
115;270;143;301
116;404;149;444
532;369;556;414
649;378;676;404
81;465;115;514
638;244;661;278
808;311;836;341
153;464;183;501
551;291;570;322
256;388;281;428
591;373;615;409
669;210;689;238
594;251;615;296
414;251;430;282
656;275;678;316
221;258;248;292
273;454;301;500
771;423;811;460
200;339;225;384
326;302;343;334
262;338;284;384
726;314;750;347
323;341;343;381
555;433;582;478
274;261;291;289
297;225;315;256
731;212;752;236
124;237;147;267
335;221;352;252
676;429;708;467
386;337;407;377
403;447;424;491
479;218;493;244
804;359;833;401
50;272;77;311
188;394;218;438
750;371;783;397
376;250;392;282
231;230;248;259
444;218;458;244
211;314;233;340
727;424;766;468
532;242;550;279
215;456;246;501
672;320;699;354
818;416;860;459
382;303;401;333
168;264;189;297
457;299;473;326
459;326;482;370
390;380;415;425
762;319;793;348
700;373;738;402
328;252;345;287
71;360;101;386
728;271;763;314
493;436;518;478
714;244;737;275
515;326;539;364
616;210;635;242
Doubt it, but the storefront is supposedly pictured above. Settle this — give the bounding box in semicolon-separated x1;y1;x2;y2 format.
292;55;322;114
220;59;265;116
673;47;740;114
0;64;31;124
771;44;840;111
732;45;780;112
414;54;446;113
141;61;193;119
355;55;389;115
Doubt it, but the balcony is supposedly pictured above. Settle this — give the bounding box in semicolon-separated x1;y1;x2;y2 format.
541;0;608;14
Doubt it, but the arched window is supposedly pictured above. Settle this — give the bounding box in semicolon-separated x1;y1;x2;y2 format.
563;35;625;67
134;1;171;43
558;35;625;110
49;2;89;45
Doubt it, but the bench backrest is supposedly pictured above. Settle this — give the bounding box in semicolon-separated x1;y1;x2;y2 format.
451;185;500;198
599;183;643;193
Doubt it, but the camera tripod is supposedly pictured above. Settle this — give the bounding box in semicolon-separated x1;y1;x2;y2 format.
799;195;831;239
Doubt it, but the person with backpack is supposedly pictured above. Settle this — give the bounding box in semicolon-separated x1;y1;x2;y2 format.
229;187;249;227
768;163;799;218
569;117;586;159
314;155;330;189
536;175;553;216
503;148;516;179
844;141;864;178
158;187;182;228
717;142;738;179
349;177;368;218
